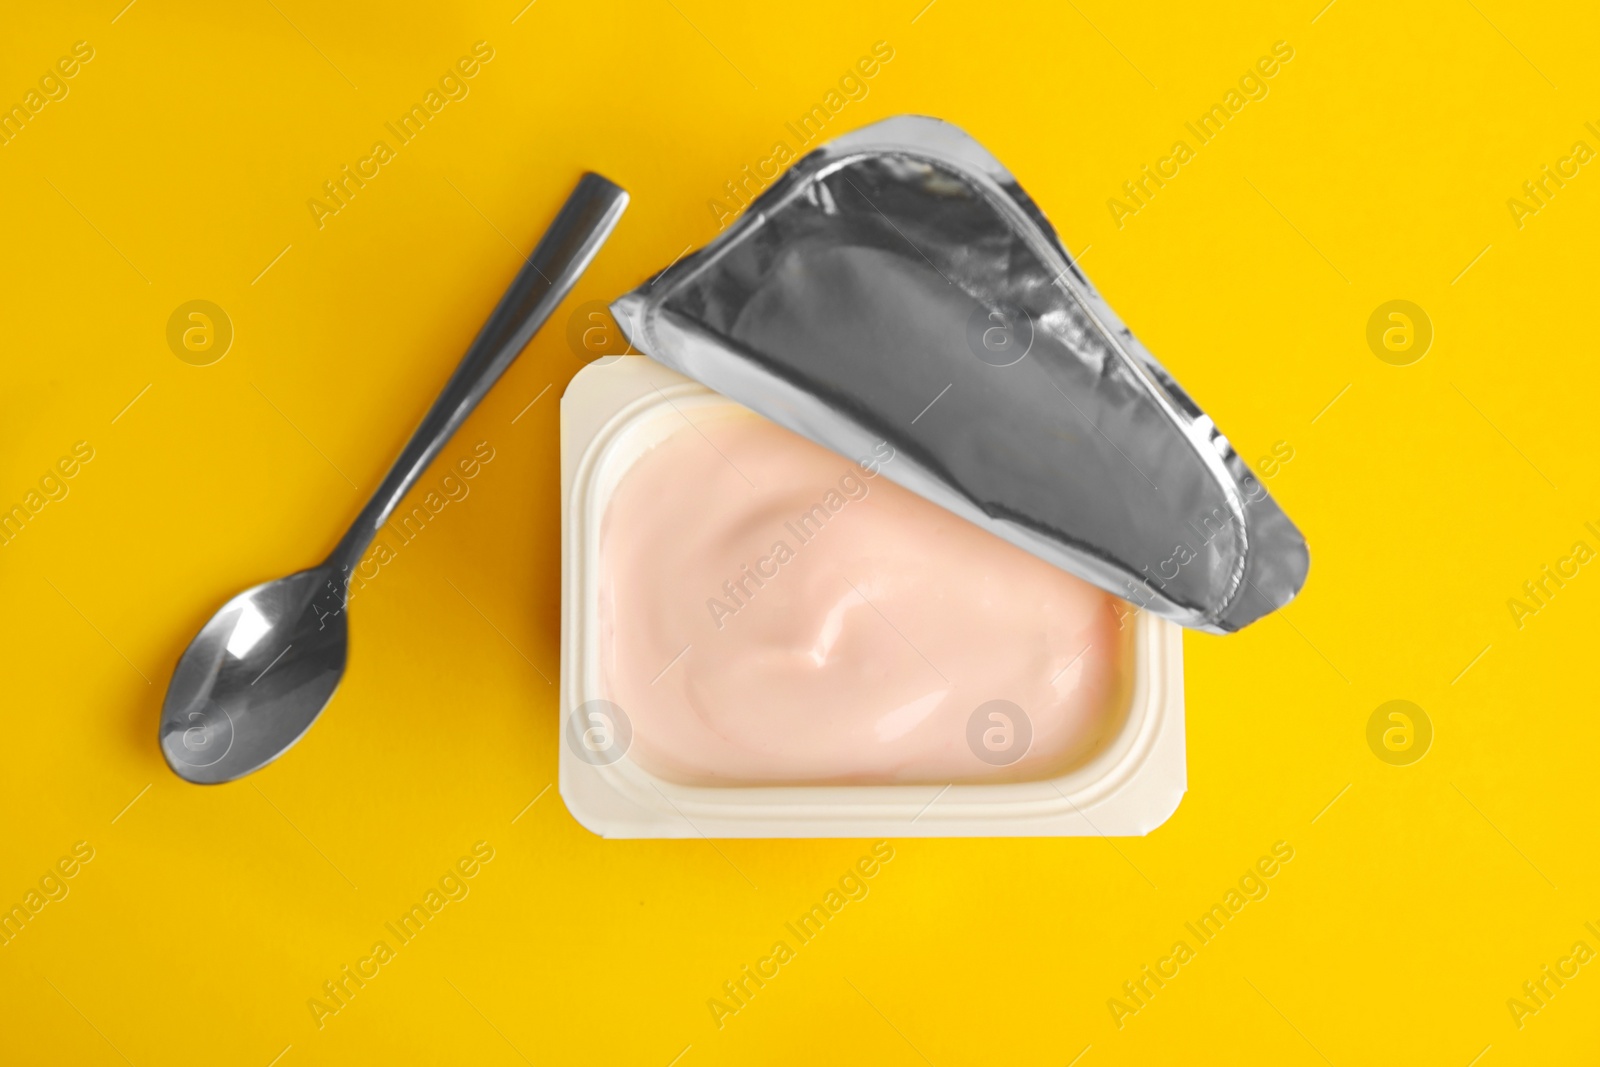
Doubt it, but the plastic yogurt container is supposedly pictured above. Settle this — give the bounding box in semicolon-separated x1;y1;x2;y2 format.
559;356;1185;838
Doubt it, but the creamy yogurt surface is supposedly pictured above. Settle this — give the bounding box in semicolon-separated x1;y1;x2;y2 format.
598;407;1130;785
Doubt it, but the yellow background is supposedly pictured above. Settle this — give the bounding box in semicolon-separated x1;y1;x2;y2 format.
3;0;1597;1063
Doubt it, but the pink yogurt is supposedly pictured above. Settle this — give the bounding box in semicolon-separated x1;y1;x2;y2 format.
598;408;1130;785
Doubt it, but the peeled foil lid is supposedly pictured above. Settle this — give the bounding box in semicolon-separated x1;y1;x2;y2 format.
611;115;1308;634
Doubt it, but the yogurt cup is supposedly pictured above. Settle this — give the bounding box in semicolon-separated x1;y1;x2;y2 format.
559;356;1185;838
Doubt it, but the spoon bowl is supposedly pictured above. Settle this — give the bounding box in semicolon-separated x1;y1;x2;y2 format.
160;567;346;783
159;173;628;784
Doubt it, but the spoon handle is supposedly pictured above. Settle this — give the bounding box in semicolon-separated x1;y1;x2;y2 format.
326;172;628;574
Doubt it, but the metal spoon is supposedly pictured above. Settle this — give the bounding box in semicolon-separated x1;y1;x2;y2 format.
159;173;628;784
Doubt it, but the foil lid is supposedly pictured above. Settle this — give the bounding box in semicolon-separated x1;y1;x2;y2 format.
611;115;1308;634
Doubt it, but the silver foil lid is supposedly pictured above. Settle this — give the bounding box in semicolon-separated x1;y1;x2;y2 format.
611;115;1308;634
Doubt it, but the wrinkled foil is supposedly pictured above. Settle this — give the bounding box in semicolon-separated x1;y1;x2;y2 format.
611;116;1308;633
